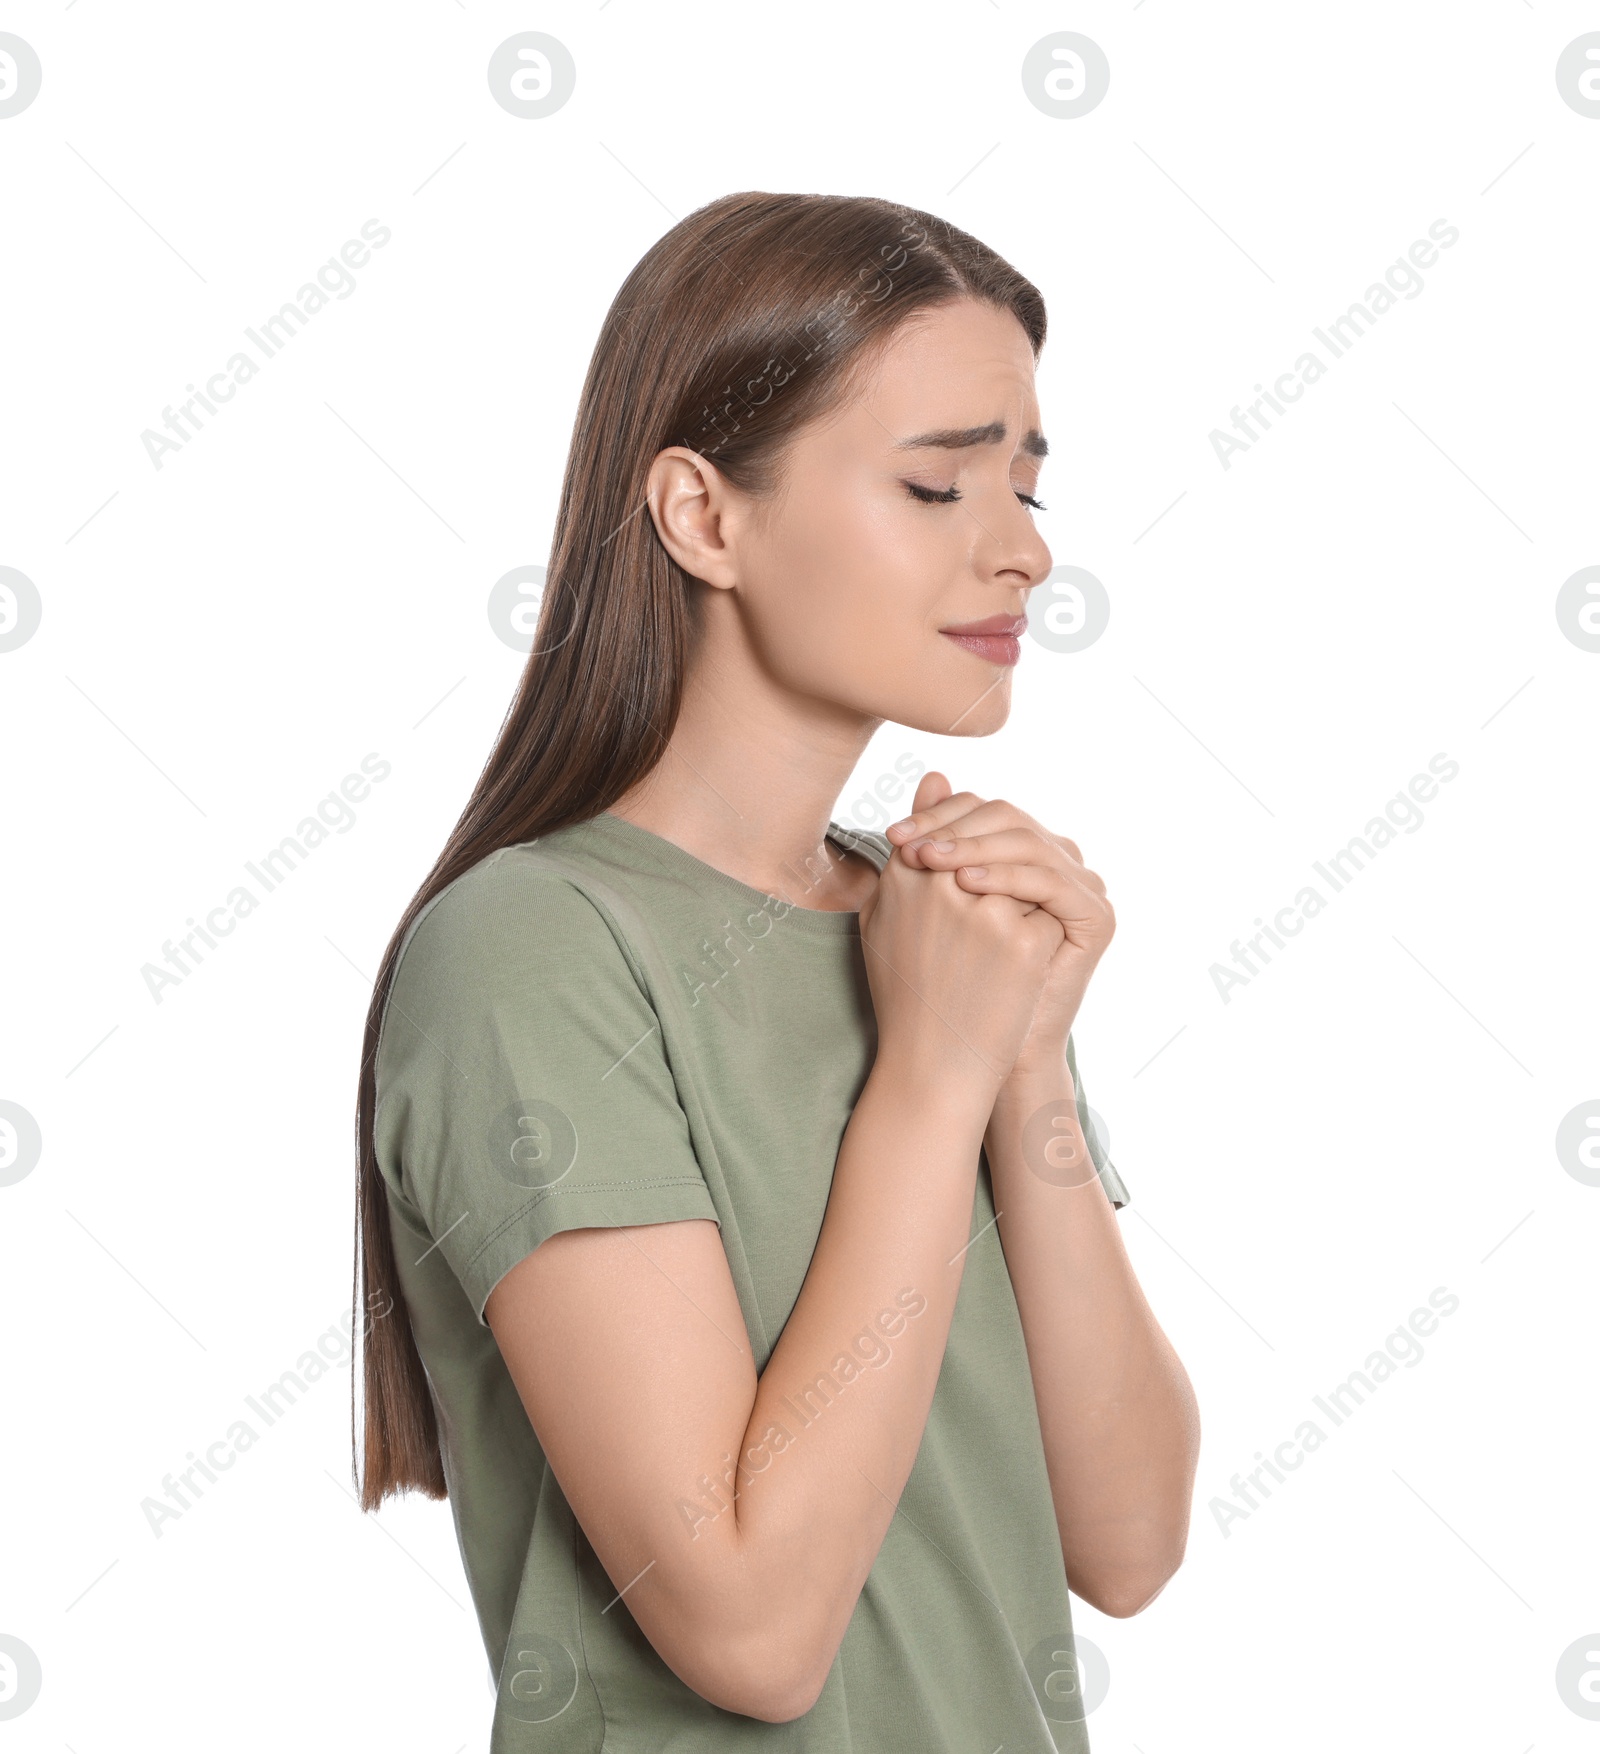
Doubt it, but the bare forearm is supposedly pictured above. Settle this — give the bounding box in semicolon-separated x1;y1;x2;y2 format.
725;1049;996;1698
985;1062;1199;1614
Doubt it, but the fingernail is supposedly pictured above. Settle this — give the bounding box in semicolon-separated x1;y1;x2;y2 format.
927;837;955;852
960;865;987;878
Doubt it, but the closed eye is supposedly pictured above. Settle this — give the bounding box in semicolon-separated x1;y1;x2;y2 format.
903;481;1048;511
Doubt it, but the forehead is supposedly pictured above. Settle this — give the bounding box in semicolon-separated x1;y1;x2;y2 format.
872;296;1036;376
810;301;1042;462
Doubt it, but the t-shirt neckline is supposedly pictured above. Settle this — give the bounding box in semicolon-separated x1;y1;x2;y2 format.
587;810;887;935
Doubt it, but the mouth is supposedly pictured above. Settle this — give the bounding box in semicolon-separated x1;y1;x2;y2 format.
938;612;1027;668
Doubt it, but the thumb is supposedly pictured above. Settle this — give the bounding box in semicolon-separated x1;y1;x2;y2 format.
886;770;954;869
911;768;953;816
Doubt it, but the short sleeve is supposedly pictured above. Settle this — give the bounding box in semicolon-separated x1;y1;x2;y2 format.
373;853;720;1324
1065;1031;1130;1210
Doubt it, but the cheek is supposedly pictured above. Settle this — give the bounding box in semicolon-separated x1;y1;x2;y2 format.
750;493;936;680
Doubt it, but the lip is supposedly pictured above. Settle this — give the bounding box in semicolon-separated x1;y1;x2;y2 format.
938;612;1027;667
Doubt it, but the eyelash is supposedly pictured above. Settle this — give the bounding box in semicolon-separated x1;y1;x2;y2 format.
904;481;1047;512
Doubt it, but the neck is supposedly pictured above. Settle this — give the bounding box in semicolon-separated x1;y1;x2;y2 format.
607;637;882;909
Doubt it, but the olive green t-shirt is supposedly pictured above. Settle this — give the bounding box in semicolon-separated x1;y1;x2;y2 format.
373;809;1130;1753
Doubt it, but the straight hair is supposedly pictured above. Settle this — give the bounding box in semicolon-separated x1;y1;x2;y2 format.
352;189;1047;1508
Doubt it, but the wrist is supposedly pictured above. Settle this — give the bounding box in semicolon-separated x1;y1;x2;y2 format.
984;1067;1090;1186
1008;996;1078;1077
987;1056;1076;1138
870;1037;1006;1126
996;1040;1074;1099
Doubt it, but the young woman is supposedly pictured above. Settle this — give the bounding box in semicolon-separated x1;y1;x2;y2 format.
352;191;1199;1752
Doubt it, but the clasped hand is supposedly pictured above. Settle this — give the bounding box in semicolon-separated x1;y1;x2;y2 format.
884;769;1115;1084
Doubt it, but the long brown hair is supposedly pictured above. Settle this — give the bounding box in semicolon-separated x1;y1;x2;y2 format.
352;190;1047;1508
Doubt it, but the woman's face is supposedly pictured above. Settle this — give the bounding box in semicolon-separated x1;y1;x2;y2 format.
653;296;1053;738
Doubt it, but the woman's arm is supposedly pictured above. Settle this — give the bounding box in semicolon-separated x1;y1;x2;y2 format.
886;780;1200;1612
486;857;1060;1722
488;1057;990;1721
983;1062;1200;1615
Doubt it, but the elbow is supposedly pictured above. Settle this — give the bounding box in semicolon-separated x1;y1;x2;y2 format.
637;1534;839;1721
1086;1577;1164;1619
670;1616;828;1724
1076;1555;1182;1619
693;1664;825;1726
742;1670;827;1725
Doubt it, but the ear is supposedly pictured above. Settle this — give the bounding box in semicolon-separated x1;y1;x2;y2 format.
645;446;740;591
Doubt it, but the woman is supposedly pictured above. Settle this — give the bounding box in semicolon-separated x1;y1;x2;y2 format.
352;190;1199;1751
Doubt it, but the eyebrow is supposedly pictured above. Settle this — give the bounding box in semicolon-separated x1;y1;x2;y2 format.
891;420;1048;459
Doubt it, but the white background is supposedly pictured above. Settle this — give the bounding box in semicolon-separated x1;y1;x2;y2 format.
2;3;1597;1749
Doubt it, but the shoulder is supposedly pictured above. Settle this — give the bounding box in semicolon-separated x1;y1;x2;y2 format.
387;841;641;1015
402;841;601;948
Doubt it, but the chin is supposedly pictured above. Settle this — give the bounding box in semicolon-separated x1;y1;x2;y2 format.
888;681;1013;739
